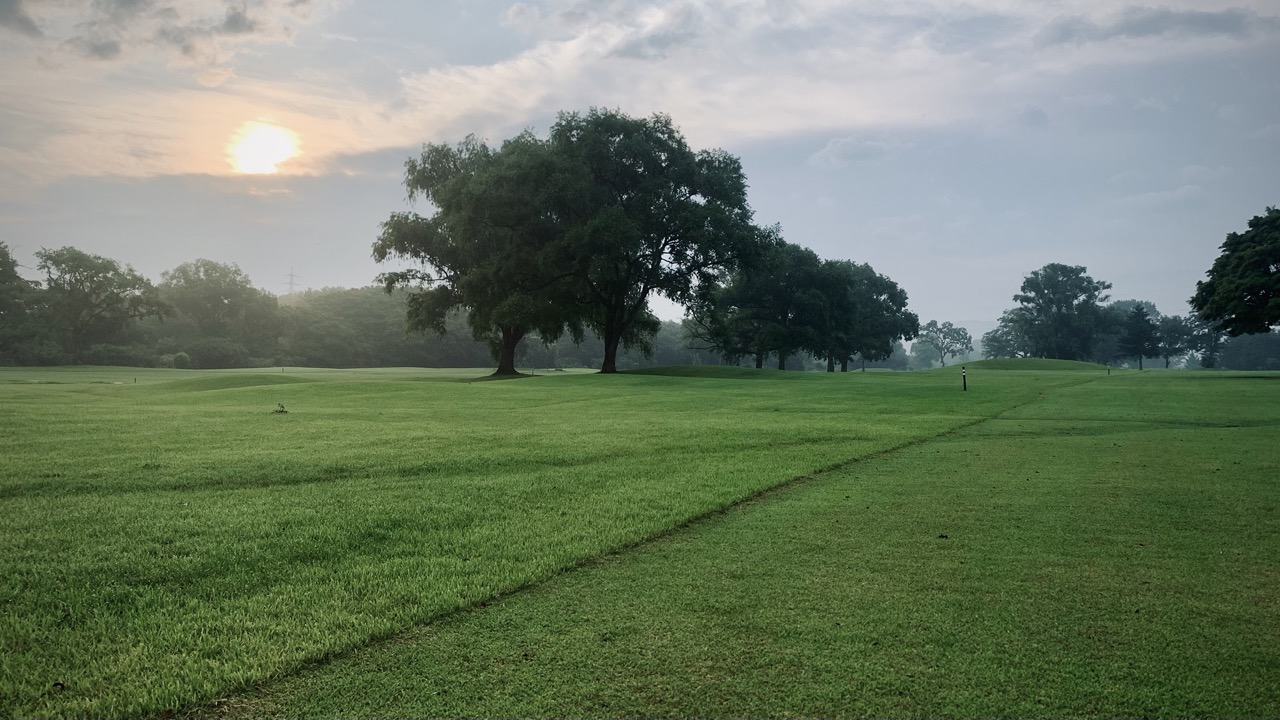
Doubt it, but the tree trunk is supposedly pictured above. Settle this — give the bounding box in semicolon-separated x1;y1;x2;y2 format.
840;357;849;372
494;326;523;376
861;357;867;372
1165;357;1170;369
600;331;621;373
1137;356;1143;371
826;354;835;372
777;353;786;370
755;353;764;369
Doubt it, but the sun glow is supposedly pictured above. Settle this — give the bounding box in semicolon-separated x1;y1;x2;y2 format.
227;121;300;174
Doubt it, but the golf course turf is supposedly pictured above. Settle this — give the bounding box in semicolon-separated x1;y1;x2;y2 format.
1;362;1276;717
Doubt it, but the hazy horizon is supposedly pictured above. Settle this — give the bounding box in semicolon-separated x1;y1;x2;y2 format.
3;1;1277;328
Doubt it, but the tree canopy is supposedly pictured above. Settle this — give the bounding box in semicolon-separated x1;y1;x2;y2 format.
1118;305;1160;370
374;132;577;375
35;247;165;362
1010;263;1112;361
547;109;767;372
917;320;973;367
689;240;917;371
1191;206;1280;336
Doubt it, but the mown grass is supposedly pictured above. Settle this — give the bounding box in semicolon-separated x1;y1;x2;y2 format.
0;364;1068;718
220;371;1280;718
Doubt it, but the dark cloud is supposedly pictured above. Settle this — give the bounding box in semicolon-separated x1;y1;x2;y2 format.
0;0;41;37
68;36;123;60
154;24;199;57
610;27;698;60
53;1;286;62
1035;7;1264;47
219;5;257;35
1019;105;1049;129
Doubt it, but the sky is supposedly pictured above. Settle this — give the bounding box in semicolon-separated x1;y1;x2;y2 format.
2;0;1278;334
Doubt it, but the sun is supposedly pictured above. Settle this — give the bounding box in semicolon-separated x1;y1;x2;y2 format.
227;121;300;174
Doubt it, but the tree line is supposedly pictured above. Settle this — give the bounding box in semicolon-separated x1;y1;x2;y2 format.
977;202;1279;372
2;103;1275;375
374;108;920;374
975;262;1212;368
0;245;733;370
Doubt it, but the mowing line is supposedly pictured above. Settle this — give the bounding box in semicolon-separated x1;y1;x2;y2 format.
198;374;1107;715
216;370;1280;718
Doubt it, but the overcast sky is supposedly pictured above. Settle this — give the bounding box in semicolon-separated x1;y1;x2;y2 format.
2;0;1277;332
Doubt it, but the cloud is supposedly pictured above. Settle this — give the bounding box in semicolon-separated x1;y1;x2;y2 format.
501;3;540;33
0;0;40;37
218;5;257;35
17;0;320;76
1018;105;1049;129
1035;7;1263;47
1112;184;1208;209
66;36;122;60
393;3;1006;148
808;136;910;168
5;0;1278;188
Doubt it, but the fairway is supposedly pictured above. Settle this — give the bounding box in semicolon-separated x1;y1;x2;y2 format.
1;365;1278;717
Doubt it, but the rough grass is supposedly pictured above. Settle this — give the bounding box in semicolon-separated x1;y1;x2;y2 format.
1;364;1063;718
220;371;1280;718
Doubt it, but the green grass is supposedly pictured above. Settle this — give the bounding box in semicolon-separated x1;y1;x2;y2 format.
963;358;1110;372
1;364;1068;718
221;371;1280;718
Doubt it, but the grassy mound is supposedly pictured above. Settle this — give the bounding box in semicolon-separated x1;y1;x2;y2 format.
151;374;321;392
626;365;820;380
962;358;1109;372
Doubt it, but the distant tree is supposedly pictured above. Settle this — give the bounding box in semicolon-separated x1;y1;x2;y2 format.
549;108;767;373
816;260;917;372
0;242;31;320
35;247;165;362
279;287;493;368
1157;315;1194;368
981;309;1033;359
160;259;275;336
690;239;824;370
1191;207;1280;336
1118;305;1160;370
1189;317;1227;368
916;320;974;367
0;242;41;363
857;340;909;370
1219;331;1280;370
374;132;576;375
1012;263;1112;360
907;340;939;370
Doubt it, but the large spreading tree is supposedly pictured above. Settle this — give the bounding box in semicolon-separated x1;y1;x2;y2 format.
35;247;165;362
374;132;577;375
160;259;276;338
548;109;766;373
1011;263;1112;360
1191;206;1279;336
819;261;917;372
916;320;973;367
687;238;820;369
